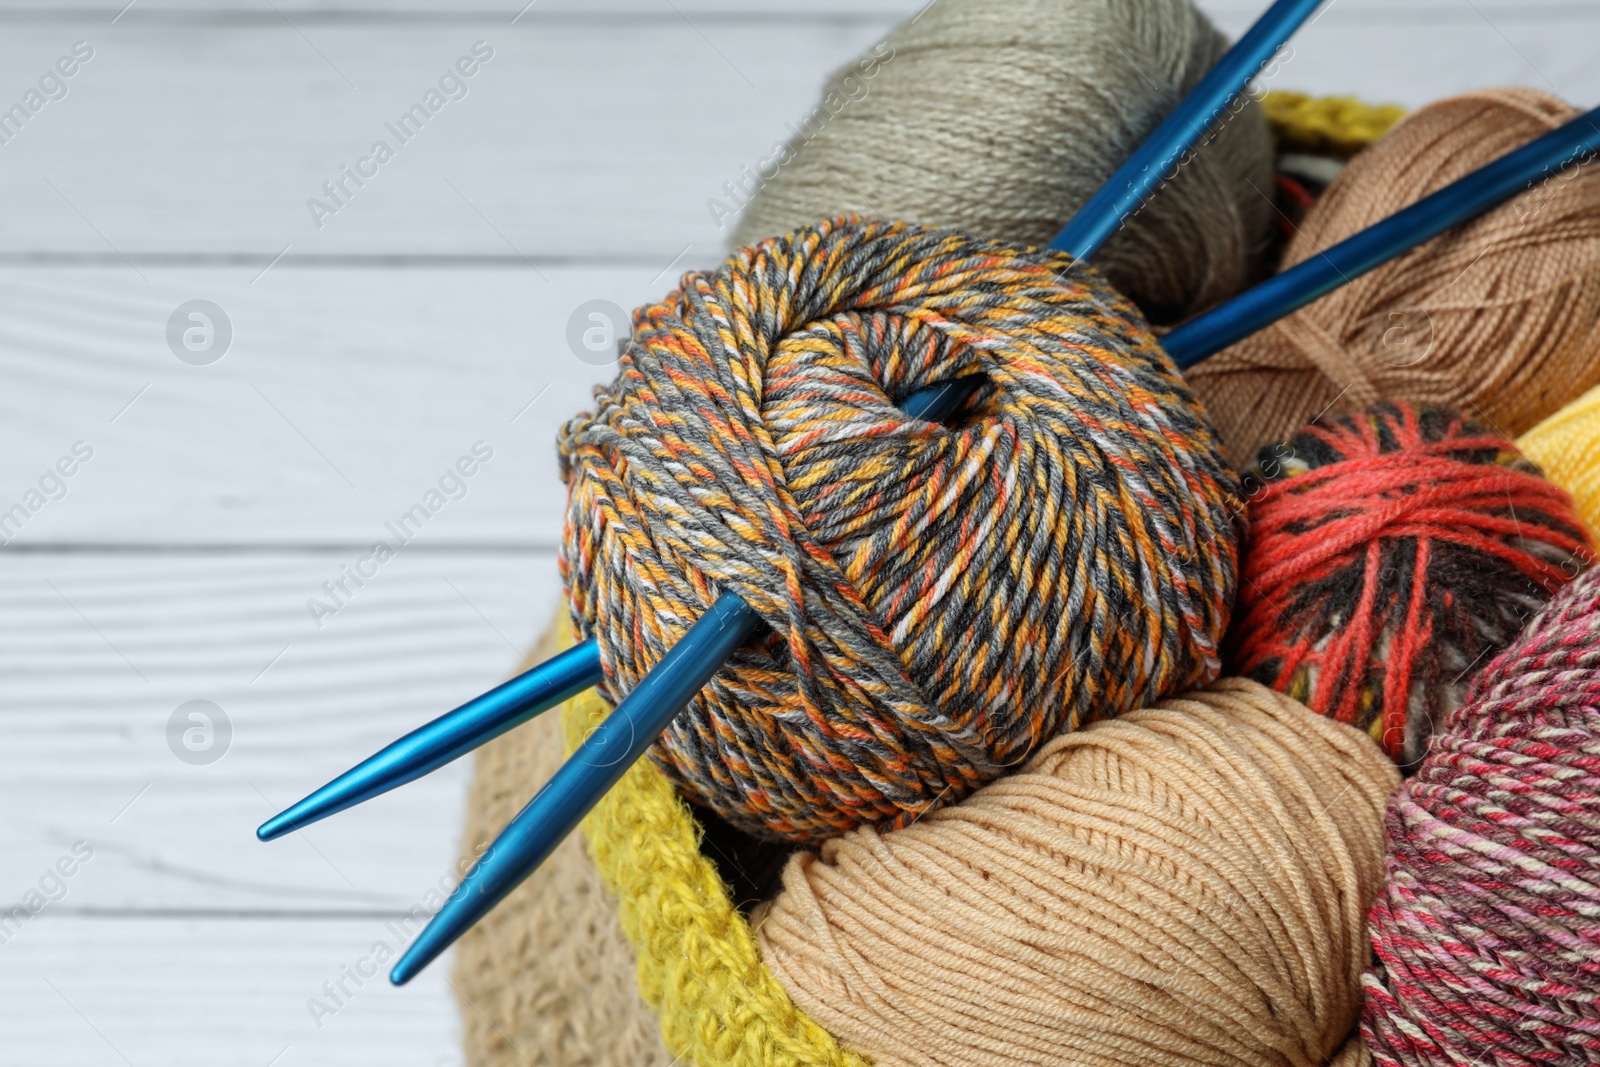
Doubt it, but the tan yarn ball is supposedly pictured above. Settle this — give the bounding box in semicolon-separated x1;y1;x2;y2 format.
1189;87;1600;468
758;678;1398;1067
731;0;1275;325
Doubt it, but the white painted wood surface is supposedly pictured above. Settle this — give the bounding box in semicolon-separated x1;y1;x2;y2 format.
1;1;1593;1064
0;267;661;545
6;918;464;1067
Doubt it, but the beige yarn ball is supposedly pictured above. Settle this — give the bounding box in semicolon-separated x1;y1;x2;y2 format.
731;0;1276;325
757;678;1398;1067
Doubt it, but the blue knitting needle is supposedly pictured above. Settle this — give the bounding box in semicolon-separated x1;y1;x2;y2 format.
258;0;1327;850
389;105;1600;986
382;0;1333;985
256;640;602;841
1050;0;1322;258
1164;104;1600;367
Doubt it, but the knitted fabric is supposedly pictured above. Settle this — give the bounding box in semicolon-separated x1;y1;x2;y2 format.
557;617;868;1067
1229;404;1589;767
1260;91;1406;157
729;0;1274;326
1362;565;1600;1066
758;678;1398;1067
1188;88;1600;469
1519;382;1600;540
559;216;1241;842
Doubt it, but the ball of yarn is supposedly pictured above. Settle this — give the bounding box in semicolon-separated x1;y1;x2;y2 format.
558;216;1241;842
1229;403;1589;768
1519;381;1600;539
729;0;1274;326
1188;87;1600;468
1362;564;1600;1067
757;677;1399;1067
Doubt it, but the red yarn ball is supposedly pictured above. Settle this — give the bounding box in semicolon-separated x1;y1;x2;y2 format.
1228;403;1589;766
1362;563;1600;1067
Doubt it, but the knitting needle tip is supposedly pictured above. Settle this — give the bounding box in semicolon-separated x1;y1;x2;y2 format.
388;591;763;983
255;639;604;842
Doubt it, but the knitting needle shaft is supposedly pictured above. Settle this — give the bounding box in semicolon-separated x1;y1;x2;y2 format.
255;639;603;842
387;590;758;987
1165;104;1600;367
1049;0;1324;260
387;377;979;985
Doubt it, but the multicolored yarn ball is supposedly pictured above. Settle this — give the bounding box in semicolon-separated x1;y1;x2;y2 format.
557;216;1242;842
1229;403;1589;768
1362;562;1600;1067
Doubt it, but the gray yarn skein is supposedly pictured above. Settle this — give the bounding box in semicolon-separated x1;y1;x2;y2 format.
731;0;1276;326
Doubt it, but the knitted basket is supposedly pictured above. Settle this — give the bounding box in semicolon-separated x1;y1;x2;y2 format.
451;95;1409;1067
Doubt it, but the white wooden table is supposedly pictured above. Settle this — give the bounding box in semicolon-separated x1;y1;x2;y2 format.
1;2;1593;1063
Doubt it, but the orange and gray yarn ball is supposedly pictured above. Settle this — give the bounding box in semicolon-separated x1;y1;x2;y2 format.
557;217;1242;842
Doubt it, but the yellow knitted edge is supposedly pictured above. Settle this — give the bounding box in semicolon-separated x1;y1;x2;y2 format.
555;614;870;1067
1262;90;1407;158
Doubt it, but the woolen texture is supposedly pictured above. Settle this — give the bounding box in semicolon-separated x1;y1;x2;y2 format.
1362;565;1600;1066
1260;92;1406;158
1189;88;1600;469
1519;381;1600;539
452;614;674;1067
730;0;1274;325
1229;403;1589;767
758;678;1399;1067
558;216;1241;842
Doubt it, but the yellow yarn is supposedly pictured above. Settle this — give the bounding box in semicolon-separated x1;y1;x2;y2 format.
1519;381;1600;539
1262;90;1406;157
556;615;868;1067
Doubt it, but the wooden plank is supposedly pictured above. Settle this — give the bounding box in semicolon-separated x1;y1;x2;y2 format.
0;266;657;546
1;916;464;1066
1205;5;1600;106
0;12;1592;261
0;0;915;14
0;549;564;911
0;21;890;260
0;1;1576;16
